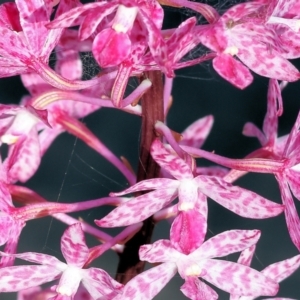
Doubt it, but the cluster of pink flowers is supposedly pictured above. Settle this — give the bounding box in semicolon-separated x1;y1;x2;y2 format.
0;0;299;299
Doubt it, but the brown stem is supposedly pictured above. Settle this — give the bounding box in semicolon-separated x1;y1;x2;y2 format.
115;71;164;284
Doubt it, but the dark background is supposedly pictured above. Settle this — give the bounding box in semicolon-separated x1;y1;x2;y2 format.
1;1;300;299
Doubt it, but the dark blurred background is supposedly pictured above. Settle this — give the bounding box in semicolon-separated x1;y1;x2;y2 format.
1;0;300;299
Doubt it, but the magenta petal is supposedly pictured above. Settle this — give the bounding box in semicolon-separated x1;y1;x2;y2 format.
61;224;89;268
262;79;281;145
116;263;176;300
7;128;41;183
180;277;218;300
151;139;193;180
81;268;122;299
262;254;300;283
92;28;131;68
201;259;279;297
195;176;284;219
238;47;300;82
109;178;179;196
97;188;177;227
180;115;214;149
193;230;260;260
213;53;253;89
139;240;179;263
170;210;207;254
0;213;15;246
0;251;63;267
277;178;300;251
0;265;61;292
286;169;300;201
237;245;256;267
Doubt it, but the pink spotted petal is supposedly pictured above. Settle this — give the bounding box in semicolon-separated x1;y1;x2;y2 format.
277;177;300;251
170;209;207;254
15;0;52;56
237;245;256;267
47;3;103;30
201;259;279;297
0;3;22;31
213;53;253;89
282;112;300;157
263;79;281;145
114;263;176;300
97;188;177;227
0;58;28;77
0;251;64;268
0;213;15;246
0;183;13;211
0;222;24;267
151;139;193;180
92;28;131;68
0;265;61;292
180;115;214;149
139;240;180;263
286;169;300;200
195;175;284;219
109;178;179;196
192;230;260;260
79;4;117;41
0;27;30;62
238;47;300;82
83;268;122;299
166;17;197;64
181;277;218;300
7;129;41;183
262;254;300;283
61;223;89;268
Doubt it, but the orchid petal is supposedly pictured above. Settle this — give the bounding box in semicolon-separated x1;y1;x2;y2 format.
0;265;61;292
213;53;253;89
195;175;284;218
97;188;177;227
192;230;260;260
115;263;176;300
61;223;89;268
201;259;278;297
181;277;218;300
109;178;179;196
151;139;193;180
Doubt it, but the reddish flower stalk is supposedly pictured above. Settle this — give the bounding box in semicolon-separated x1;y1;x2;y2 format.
115;70;164;284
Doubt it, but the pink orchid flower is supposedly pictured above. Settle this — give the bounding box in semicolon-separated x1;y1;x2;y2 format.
180;103;300;251
0;0;102;90
197;1;300;89
137;230;279;299
0;223;123;299
96;139;283;229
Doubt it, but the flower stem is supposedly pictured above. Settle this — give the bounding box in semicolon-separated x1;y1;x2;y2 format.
115;70;164;284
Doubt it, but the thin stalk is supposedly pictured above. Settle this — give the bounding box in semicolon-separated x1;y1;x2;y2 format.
115;70;164;284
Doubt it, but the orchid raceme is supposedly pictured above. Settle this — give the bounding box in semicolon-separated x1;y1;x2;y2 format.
138;230;279;299
0;223;123;299
0;0;299;298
